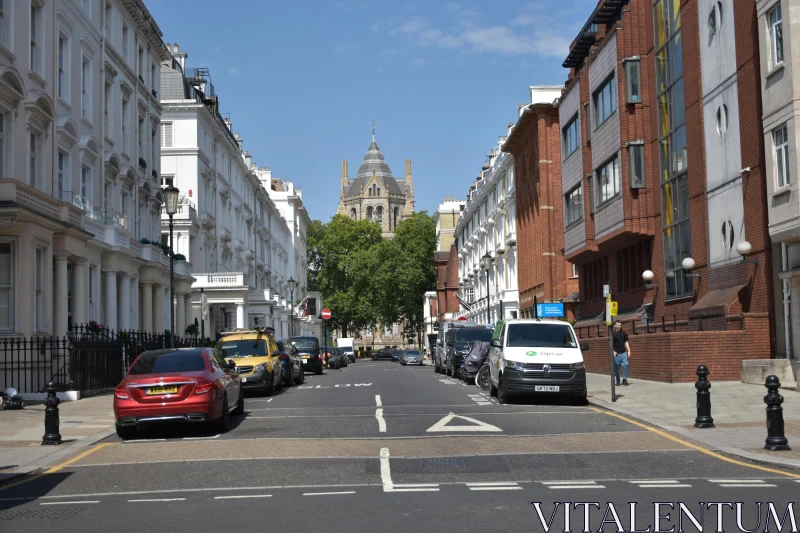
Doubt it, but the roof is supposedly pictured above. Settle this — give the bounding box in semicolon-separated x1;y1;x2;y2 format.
345;139;404;196
218;328;275;341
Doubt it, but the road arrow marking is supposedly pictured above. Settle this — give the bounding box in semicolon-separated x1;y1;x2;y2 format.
425;412;502;433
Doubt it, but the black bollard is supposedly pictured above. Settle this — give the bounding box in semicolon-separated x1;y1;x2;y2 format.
41;381;62;446
764;375;791;451
694;365;715;428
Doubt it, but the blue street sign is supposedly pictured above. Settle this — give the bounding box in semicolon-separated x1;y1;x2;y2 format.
536;303;565;318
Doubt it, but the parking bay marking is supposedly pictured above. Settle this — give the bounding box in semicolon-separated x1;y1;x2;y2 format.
426;412;502;433
297;384;372;389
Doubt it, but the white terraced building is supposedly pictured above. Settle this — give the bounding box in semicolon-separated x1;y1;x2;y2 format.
159;45;318;339
0;0;190;338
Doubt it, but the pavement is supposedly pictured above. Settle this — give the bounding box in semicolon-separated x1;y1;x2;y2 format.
1;359;799;531
585;372;800;467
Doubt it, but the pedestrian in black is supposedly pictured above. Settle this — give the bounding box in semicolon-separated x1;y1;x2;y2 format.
611;320;631;386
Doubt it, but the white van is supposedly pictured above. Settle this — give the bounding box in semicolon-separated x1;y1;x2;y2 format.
487;319;588;404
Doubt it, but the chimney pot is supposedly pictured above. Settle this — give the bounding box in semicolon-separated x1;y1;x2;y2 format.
174;43;179;52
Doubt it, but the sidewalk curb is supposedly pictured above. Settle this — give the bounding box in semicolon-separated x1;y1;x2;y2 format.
588;396;800;470
0;425;116;487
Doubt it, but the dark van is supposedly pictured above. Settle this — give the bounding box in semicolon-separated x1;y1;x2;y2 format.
445;325;494;377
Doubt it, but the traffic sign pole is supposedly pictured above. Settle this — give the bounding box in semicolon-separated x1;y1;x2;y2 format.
606;283;616;403
321;308;332;366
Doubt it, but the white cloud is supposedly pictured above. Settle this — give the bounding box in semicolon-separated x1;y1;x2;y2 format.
333;43;360;55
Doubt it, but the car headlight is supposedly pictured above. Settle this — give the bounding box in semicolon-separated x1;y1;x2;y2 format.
569;362;585;371
254;363;266;373
505;360;523;370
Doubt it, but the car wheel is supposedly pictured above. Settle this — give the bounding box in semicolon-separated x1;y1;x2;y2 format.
233;388;244;416
497;377;510;405
293;368;303;385
215;396;231;433
116;425;137;441
316;364;324;375
299;369;306;384
572;388;588;406
283;368;293;387
489;381;498;397
263;373;274;396
276;370;284;390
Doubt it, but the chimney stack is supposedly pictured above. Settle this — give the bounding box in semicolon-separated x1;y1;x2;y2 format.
171;42;188;70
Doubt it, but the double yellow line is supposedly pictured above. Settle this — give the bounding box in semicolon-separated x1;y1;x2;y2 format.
0;442;115;493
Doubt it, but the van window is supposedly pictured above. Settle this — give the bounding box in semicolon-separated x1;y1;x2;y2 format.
506;324;578;349
453;328;492;346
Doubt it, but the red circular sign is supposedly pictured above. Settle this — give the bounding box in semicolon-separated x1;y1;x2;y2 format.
458;316;468;321
321;308;332;320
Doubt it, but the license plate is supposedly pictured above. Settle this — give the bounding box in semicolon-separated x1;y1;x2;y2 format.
535;386;559;392
302;356;310;359
242;377;247;383
145;386;178;395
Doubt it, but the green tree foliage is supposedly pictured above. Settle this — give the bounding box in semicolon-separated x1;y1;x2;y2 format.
306;212;436;337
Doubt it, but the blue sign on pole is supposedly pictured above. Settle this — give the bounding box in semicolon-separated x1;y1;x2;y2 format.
536;303;565;318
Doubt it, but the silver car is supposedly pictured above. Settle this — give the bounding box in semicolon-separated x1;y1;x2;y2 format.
401;349;423;366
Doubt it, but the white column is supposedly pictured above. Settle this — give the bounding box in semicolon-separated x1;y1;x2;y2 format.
141;281;153;332
153;284;165;334
72;258;87;327
176;294;186;336
54;253;70;338
130;277;140;330
185;294;193;334
103;270;118;332
236;303;245;330
118;273;131;331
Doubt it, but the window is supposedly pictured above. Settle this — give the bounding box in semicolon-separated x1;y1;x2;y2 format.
768;4;783;67
28;134;37;187
104;83;110;132
121;96;128;152
58;37;67;100
138;117;144;158
0;241;13;331
151;127;156;164
35;246;44;332
161;175;174;188
82;57;91;120
377;206;383;224
708;1;723;38
775;123;790;189
89;265;95;320
30;5;39;72
616;240;653;293
624;58;641;103
122;24;128;61
564;185;583;226
366;206;373;222
593;75;616;128
81;165;90;202
596;156;620;205
562;115;580;158
0;0;5;48
57;151;67;200
628;143;645;188
716;104;728;135
571;263;578;278
105;4;111;41
138;47;144;79
81;0;90;16
151;63;156;89
0;114;4;178
582;256;609;301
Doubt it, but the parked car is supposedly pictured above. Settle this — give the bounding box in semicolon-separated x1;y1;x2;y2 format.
434;320;478;374
334;347;347;368
445;325;494;377
321;344;343;369
400;349;423;365
391;349;403;362
488;319;589;404
113;347;244;440
215;329;283;396
291;337;324;375
372;348;394;361
276;338;305;386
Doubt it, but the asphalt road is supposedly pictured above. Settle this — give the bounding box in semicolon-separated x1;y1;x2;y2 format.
1;360;798;532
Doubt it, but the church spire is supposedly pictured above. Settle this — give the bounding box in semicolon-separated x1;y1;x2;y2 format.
372;119;375;142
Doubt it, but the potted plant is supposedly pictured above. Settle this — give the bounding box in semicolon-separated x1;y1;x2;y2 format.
139;157;147;169
175;253;186;261
88;320;104;334
185;321;199;337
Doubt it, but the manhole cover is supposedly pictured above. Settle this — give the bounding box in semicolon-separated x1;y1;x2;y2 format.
422;458;466;468
0;508;86;520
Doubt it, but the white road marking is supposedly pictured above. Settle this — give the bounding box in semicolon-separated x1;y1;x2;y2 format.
720;484;777;487
426;412;502;433
128;498;186;502
542;481;605;489
183;434;221;440
469;486;522;491
629;480;681;484
122;439;166;443
40;501;99;505
303;491;356;496
386;487;440;492
375;395;382;407
392;483;440;488
375;408;387;433
380;447;393;491
465;482;521;486
629;480;692;488
214;495;272;499
709;479;767;483
267;398;273;402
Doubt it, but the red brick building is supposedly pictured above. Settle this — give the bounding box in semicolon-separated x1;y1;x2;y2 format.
503;96;579;320
560;0;774;381
434;246;460;324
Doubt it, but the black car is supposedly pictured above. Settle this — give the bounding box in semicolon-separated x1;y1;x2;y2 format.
446;326;494;377
290;336;324;375
391;350;403;362
372;348;394;361
276;338;305;386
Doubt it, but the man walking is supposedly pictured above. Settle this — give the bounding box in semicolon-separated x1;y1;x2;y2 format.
611;320;631;386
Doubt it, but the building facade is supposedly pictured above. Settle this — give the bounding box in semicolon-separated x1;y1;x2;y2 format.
159;46;315;339
502;86;579;320
454;136;520;324
434;197;464;252
0;0;186;339
560;0;773;382
336;131;415;238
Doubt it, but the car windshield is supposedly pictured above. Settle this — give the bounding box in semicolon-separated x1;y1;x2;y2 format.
454;328;493;346
291;339;318;351
505;323;578;348
130;352;206;374
217;339;268;358
405;350;420;355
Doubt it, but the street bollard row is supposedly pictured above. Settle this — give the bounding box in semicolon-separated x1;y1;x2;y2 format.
693;365;790;452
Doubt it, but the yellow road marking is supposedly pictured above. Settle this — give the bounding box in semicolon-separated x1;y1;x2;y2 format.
0;442;115;492
589;407;800;478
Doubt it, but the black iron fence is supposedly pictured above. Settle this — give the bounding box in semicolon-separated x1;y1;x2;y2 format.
0;325;215;395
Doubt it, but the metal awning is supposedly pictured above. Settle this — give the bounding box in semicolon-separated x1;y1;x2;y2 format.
562;0;625;69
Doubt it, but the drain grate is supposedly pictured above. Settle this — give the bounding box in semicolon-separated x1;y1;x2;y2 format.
0;508;86;520
422;458;466;468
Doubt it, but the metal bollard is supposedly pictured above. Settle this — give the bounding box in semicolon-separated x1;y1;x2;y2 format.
694;365;715;428
764;375;791;451
42;380;62;445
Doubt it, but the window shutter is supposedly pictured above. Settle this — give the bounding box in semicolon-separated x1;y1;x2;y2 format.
161;123;173;148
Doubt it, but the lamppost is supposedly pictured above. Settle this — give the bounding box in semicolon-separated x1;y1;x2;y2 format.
287;277;296;337
482;252;493;325
164;185;180;349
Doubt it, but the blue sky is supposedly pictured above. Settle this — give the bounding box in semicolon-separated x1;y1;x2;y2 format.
145;0;587;222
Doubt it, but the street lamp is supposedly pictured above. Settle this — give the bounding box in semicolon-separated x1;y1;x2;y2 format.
737;240;759;265
642;269;658;289
287;276;296;337
482;252;493;325
164;184;180;348
682;257;701;278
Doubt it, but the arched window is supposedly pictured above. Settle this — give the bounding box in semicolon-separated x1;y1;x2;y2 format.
377;206;383;224
350;208;357;219
394;207;399;229
377;188;380;196
366;206;373;222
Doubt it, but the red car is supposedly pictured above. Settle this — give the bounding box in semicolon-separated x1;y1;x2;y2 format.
113;347;244;440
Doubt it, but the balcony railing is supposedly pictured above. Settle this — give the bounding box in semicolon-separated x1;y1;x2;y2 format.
160;198;197;222
0;180;85;227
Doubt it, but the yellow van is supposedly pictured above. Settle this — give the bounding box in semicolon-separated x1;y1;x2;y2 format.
214;328;283;396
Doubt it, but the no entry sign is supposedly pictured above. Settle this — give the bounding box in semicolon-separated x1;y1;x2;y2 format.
321;308;332;320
